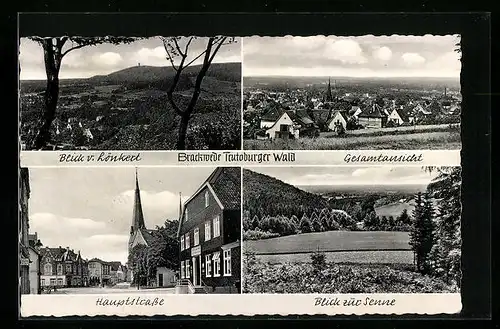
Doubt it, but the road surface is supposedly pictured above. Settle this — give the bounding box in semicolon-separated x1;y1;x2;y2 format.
44;286;176;294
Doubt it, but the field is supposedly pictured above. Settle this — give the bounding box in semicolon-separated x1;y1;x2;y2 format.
244;124;461;150
374;201;415;218
245;230;411;254
243;231;459;294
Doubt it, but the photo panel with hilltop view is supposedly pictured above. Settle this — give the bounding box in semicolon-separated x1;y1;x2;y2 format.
242;166;461;294
242;35;462;150
19;166;242;295
19;36;242;151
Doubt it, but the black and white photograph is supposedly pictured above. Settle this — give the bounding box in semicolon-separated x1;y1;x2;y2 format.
19;36;242;151
242;166;461;294
242;35;462;150
19;166;241;295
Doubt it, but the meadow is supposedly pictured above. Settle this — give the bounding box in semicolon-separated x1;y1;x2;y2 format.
374;201;415;218
245;230;412;254
255;250;414;265
244;124;461;150
243;259;459;294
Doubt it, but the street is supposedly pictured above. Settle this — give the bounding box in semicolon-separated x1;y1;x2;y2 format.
43;286;176;294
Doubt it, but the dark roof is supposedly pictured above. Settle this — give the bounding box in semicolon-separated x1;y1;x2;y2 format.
359;103;385;118
260;102;284;121
394;107;412;122
209;167;241;210
40;247;79;261
139;228;155;246
313;109;331;122
290;109;314;125
108;261;123;271
349;106;361;116
177;167;241;237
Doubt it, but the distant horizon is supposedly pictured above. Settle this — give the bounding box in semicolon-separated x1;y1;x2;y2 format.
19;61;242;81
243;75;460;80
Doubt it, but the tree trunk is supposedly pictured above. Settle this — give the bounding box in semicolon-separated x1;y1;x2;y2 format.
176;115;190;150
32;41;61;150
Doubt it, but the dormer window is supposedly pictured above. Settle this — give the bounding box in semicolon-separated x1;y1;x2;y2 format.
204;191;209;207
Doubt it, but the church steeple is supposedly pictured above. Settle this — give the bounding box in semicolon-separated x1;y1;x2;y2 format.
131;168;145;235
326;77;333;102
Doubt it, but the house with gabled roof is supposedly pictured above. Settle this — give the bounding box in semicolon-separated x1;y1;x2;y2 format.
357;103;387;128
259;103;317;139
387;106;415;126
327;110;349;132
176;167;241;294
39;246;87;288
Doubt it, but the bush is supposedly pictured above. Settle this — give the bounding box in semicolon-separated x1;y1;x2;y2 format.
243;229;280;240
310;249;327;273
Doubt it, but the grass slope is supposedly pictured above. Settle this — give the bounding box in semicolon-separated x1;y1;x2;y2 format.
244;129;461;150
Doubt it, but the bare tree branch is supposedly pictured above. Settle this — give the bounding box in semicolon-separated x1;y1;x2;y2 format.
183;49;208;68
162;39;178;72
61;43;88;58
208;37;227;64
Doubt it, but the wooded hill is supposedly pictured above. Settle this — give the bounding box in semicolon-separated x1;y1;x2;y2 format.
243;169;329;219
20;62;242;94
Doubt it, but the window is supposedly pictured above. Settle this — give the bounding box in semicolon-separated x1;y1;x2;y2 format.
185;259;191;279
185;208;189;221
66;264;72;273
212;252;221;277
180;236;185;251
194;228;199;246
180;261;185;279
57;278;63;286
223;249;232;276
204;221;211;241
50;278;56;286
204;191;209;207
205;254;212;277
41;279;45;286
213;216;220;238
44;263;52;276
57;264;63;275
185;233;190;250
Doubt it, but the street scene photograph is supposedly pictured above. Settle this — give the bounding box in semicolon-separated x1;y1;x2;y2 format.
242;35;461;150
19;36;242;151
242;166;461;294
19;166;242;295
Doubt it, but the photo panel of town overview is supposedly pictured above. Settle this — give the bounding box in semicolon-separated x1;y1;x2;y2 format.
242;35;462;150
242;166;461;294
19;166;242;295
19;36;242;151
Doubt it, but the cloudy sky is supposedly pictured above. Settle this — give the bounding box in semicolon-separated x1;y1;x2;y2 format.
19;36;242;80
27;167;216;264
246;166;439;186
243;35;461;78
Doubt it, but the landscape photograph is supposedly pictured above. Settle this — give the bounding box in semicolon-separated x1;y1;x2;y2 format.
19;166;242;295
19;36;242;151
242;35;462;150
242;166;462;293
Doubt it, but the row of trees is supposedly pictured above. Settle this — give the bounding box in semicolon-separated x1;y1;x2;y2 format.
244;205;415;240
127;220;179;287
243;208;356;240
363;208;412;232
409;167;461;286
